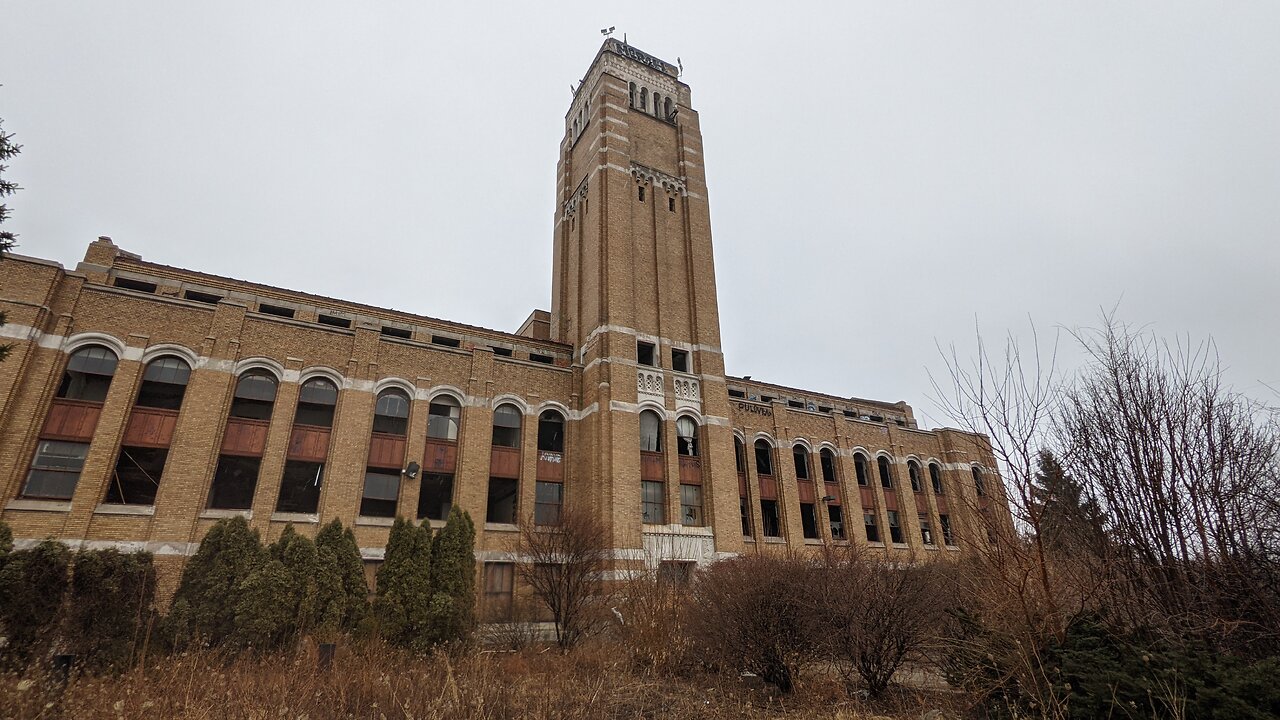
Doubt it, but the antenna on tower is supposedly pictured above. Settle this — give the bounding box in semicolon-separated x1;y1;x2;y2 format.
677;57;683;76
600;26;615;38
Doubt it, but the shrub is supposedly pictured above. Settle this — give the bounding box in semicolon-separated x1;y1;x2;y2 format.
374;517;433;651
0;520;12;558
0;539;71;666
428;507;476;646
233;525;320;651
166;516;262;648
314;519;369;635
66;548;157;670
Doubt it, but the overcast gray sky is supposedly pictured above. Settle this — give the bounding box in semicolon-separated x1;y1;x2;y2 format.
3;2;1277;426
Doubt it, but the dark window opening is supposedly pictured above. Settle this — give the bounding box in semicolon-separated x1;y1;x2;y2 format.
820;449;837;483
864;511;880;543
760;499;781;537
854;455;869;486
258;303;295;319
787;399;804;409
668;196;676;212
728;388;746;399
380;326;412;340
638;185;646;202
940;514;956;546
492;346;513;357
207;455;260;509
427;397;461;440
491;404;522;448
105;446;168;505
919;513;934;545
829;504;845;540
930;463;944;494
373;389;411;436
231;371;277;420
23;440;88;500
671;349;689;373
295;378;338;427
760;395;775;403
676;417;699;457
318;314;351;329
529;353;554;364
57;346;118;403
276;460;324;513
754;440;774;476
800;503;819;539
135;357;192;410
973;467;987;496
887;510;904;544
818;405;832;414
431;335;461;348
636;341;656;367
113;277;157;293
184;290;222;304
537;410;564;452
909;462;923;493
869;414;884;423
843;409;857;418
680;484;703;526
535;481;562;526
734;437;746;473
486;477;518;523
740;496;752;536
878;456;894;489
417;473;454;521
360;468;400;517
793;446;809;479
641;480;664;524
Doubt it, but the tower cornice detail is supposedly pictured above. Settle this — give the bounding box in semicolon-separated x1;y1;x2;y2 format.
630;162;686;196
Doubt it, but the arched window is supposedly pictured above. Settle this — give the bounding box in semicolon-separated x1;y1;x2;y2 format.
537;410;565;453
487;404;523;524
208;370;278;510
676;416;698;456
972;467;987;496
372;388;410;436
820;448;838;483
878;456;894;489
629;82;636;107
491;404;522;448
295;378;338;428
57;345;119;402
793;445;810;480
276;377;339;513
854;453;869;486
664;97;672;119
639;410;662;452
735;436;751;536
754;439;774;476
106;355;194;505
653;94;661;117
734;437;746;473
908;460;923;493
427;395;461;440
929;463;944;495
639;87;648;111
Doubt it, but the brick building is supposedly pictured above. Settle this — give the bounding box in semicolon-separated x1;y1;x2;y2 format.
0;39;1007;606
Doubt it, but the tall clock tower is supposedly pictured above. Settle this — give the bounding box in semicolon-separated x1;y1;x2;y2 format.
553;39;740;563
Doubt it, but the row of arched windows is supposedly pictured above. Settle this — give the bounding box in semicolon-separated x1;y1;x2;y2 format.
628;82;674;121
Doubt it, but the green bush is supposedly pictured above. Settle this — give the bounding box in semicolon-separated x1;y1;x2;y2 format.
234;525;322;651
0;520;12;558
427;507;476;645
166;516;262;648
373;517;433;651
314;519;369;635
0;539;71;666
66;548;157;670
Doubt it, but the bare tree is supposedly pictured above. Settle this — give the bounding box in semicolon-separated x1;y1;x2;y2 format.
516;508;611;648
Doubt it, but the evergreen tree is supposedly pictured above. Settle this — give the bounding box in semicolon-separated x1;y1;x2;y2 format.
0;115;21;363
427;507;476;645
167;516;262;648
0;540;70;665
66;549;157;670
314;518;369;635
1031;450;1106;554
0;519;12;559
374;517;433;651
234;525;320;650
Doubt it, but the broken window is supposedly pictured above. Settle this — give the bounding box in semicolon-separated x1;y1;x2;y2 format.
787;399;804;409
276;460;324;514
919;513;934;545
658;560;694;588
940;514;956;546
820;448;837;483
207;455;261;510
887;510;904;544
854;454;869;486
57;345;118;403
528;353;554;364
380;325;412;339
491;346;513;357
372;388;411;436
734;436;746;473
135;356;192;410
639;410;662;452
105;446;167;505
22;440;89;500
878;456;894;489
800;502;818;539
671;348;689;372
427;396;461;440
828;504;845;540
113;277;157;293
491;404;522;448
760;499;782;537
486;477;518;523
793;446;810;480
535;480;562;526
360;468;400;517
230;370;277;420
740;496;752;536
417;472;454;521
754;440;774;476
317;314;351;329
864;511;880;543
431;335;461;348
294;378;338;427
258;303;294;319
680;483;703;526
537;410;565;452
908;461;923;493
972;467;987;496
641;480;665;524
636;340;656;367
184;289;222;304
483;562;515;622
728;388;746;399
930;463;944;495
676;416;698;456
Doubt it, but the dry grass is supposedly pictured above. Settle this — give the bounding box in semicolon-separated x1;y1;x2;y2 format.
0;639;965;719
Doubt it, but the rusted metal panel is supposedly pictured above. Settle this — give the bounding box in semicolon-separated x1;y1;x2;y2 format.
759;474;778;500
287;424;331;462
825;481;841;506
537;450;564;481
122;407;179;448
640;450;665;481
367;432;406;469
678;456;702;485
489;446;521;479
859;486;876;508
221;417;270;457
883;489;899;511
797;480;815;503
423;440;458;473
40;399;102;441
737;472;748;496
